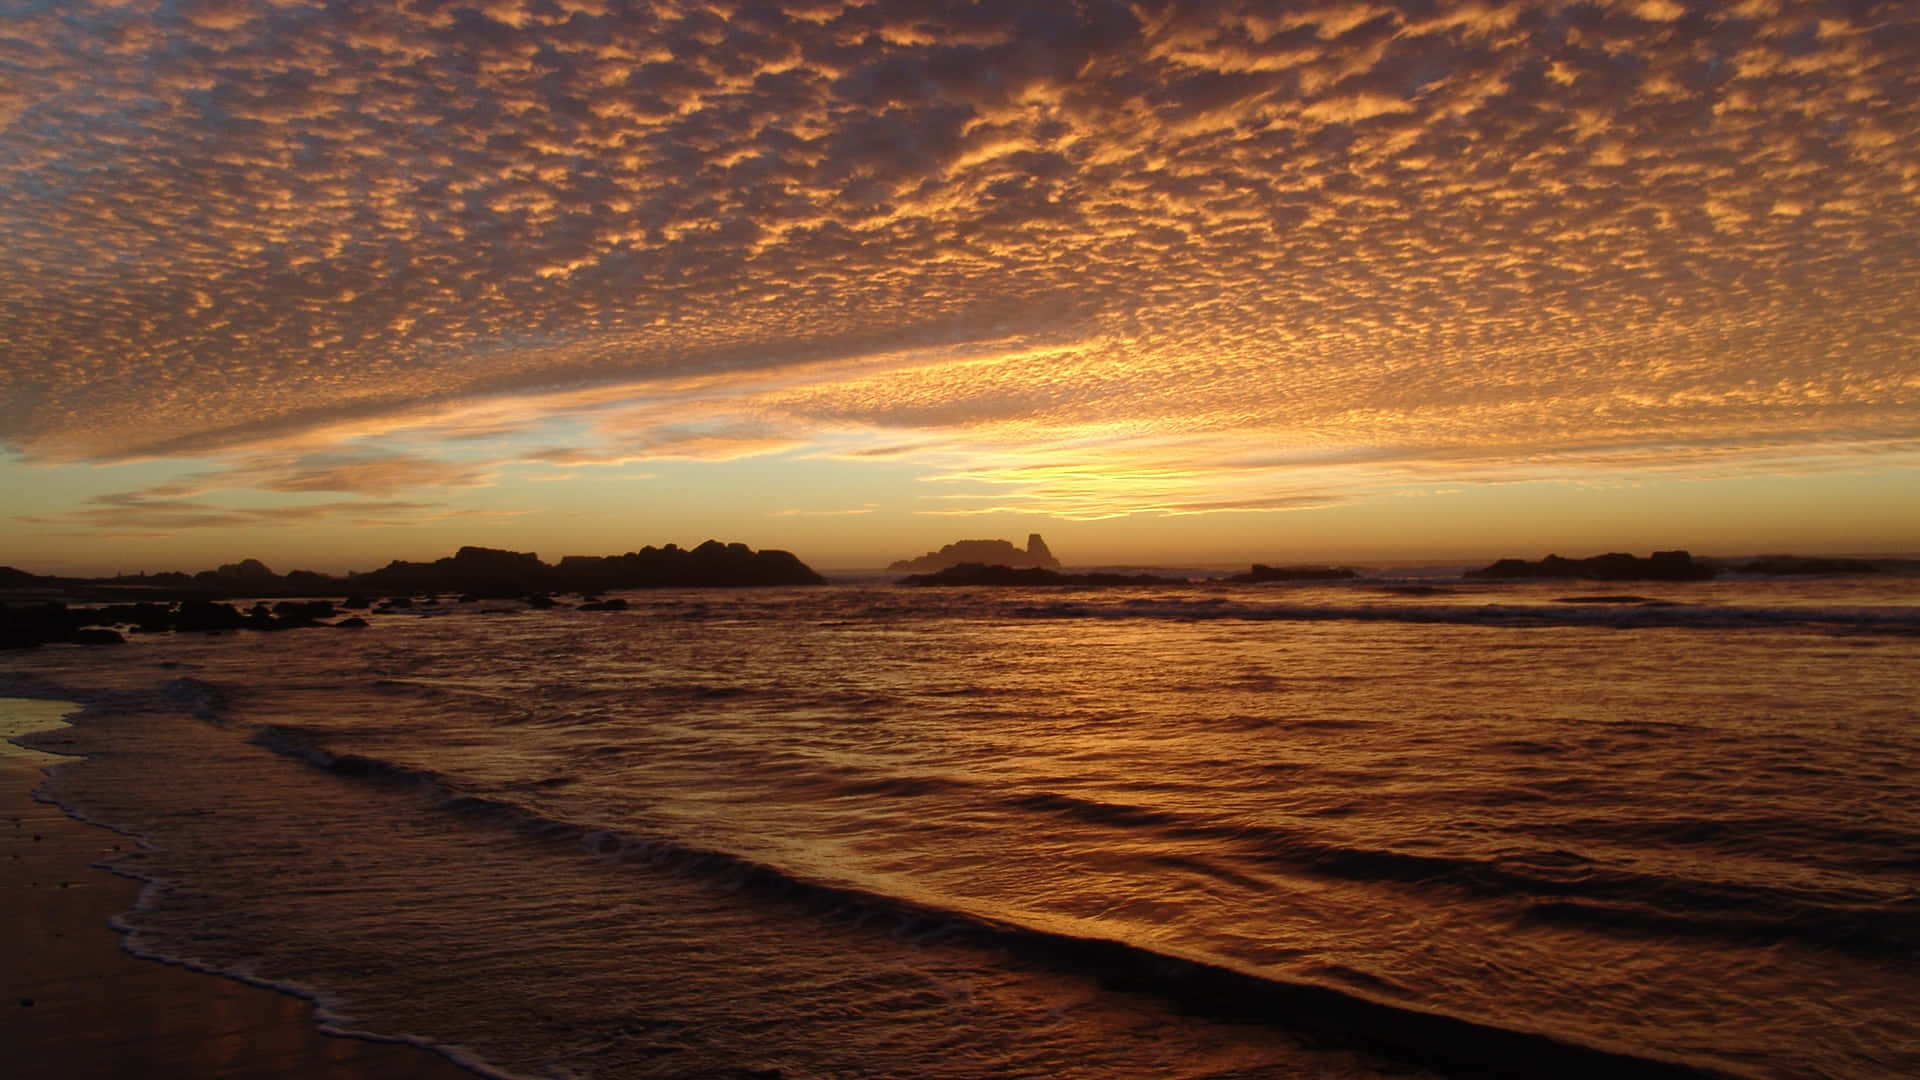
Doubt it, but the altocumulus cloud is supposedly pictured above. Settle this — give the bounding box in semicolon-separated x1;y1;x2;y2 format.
1;0;1917;519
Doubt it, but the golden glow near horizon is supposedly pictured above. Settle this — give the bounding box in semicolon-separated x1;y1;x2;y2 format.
2;1;1918;573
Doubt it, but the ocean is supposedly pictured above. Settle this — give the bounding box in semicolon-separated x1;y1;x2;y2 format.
5;573;1918;1079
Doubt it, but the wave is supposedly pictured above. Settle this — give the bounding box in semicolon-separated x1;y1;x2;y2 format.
247;716;1920;969
1005;790;1187;829
1260;834;1917;959
248;724;444;786
241;727;1739;1079
996;789;1920;962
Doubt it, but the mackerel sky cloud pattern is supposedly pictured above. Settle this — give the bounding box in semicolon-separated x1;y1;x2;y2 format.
2;0;1918;529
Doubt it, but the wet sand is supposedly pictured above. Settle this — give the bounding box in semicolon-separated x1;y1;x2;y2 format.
2;700;477;1079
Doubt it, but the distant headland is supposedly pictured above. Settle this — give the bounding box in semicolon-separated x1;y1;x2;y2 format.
895;549;1898;588
3;543;1902;649
1;540;824;604
0;541;825;648
356;541;825;595
1227;564;1359;583
1467;550;1717;582
890;534;1059;573
1463;550;1891;581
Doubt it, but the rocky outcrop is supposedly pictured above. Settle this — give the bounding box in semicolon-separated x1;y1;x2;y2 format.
889;534;1062;573
354;540;825;596
554;540;825;591
0;541;826;645
0;566;52;589
1023;533;1056;565
1731;555;1881;576
213;558;278;583
353;546;549;598
1467;551;1716;581
0;597;329;648
1227;564;1359;583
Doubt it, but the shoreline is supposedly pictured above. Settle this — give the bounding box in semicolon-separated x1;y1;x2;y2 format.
2;699;478;1079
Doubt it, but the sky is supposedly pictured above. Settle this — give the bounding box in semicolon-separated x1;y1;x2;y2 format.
2;0;1917;575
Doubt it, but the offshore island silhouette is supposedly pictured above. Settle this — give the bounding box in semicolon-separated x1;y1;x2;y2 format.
0;541;823;646
889;534;1060;572
3;539;824;598
0;535;1893;649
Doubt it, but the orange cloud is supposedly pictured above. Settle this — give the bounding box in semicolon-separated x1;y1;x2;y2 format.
21;494;442;536
0;0;1913;527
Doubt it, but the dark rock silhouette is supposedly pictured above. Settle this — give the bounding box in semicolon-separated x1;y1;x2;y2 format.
358;541;825;596
1;596;256;648
216;558;277;582
190;558;281;590
90;602;174;633
1024;533;1056;565
890;534;1061;573
172;599;248;632
354;546;548;599
0;566;51;589
1732;555;1880;576
1;540;823;604
0;589;434;648
0;540;820;647
283;570;336;593
1;603;65;649
1228;564;1358;583
1467;551;1716;581
899;563;1179;587
272;600;338;626
554;540;825;590
244;603;278;630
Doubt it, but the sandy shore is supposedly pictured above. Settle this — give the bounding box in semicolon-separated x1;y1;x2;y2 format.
2;700;478;1079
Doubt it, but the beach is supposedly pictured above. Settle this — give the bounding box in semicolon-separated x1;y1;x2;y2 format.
2;699;473;1080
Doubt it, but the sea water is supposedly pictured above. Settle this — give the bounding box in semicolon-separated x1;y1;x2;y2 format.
5;575;1918;1079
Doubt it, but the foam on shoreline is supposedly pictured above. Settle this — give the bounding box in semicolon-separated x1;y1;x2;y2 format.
0;695;480;1080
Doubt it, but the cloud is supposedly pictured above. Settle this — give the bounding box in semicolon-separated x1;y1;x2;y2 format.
10;448;515;536
524;417;808;463
20;493;441;536
0;0;1914;526
104;450;501;498
251;454;495;495
768;504;878;517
